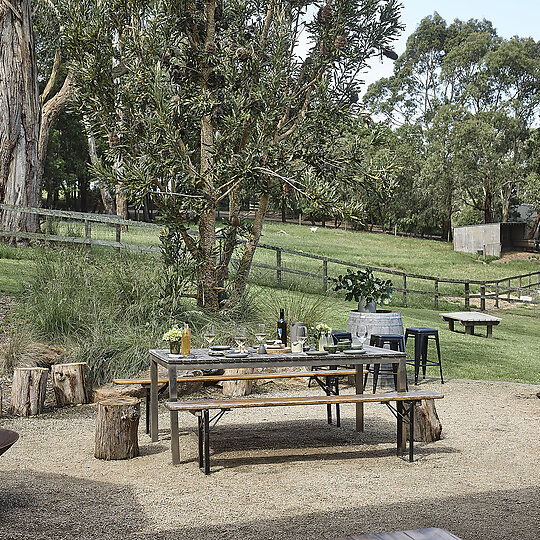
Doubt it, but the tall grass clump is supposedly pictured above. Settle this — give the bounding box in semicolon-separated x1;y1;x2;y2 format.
14;248;261;384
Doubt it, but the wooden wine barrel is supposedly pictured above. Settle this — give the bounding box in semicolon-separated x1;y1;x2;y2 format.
346;310;404;339
346;311;404;387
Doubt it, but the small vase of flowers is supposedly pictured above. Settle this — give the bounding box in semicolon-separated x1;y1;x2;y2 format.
162;326;183;355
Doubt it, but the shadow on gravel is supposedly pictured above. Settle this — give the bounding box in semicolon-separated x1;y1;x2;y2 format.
140;486;539;540
0;471;147;540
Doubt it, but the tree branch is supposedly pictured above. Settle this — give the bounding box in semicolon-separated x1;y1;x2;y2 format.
40;49;62;105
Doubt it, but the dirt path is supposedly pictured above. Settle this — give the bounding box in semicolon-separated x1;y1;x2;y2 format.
1;378;539;540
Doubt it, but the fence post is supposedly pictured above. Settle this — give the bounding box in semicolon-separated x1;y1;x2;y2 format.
495;282;499;308
507;279;511;301
402;275;407;307
84;220;91;252
115;224;121;253
480;282;486;311
464;281;470;309
434;280;439;309
45;216;51;246
276;248;282;286
322;259;328;292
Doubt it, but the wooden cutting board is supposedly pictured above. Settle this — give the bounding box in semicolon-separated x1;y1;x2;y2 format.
265;347;292;354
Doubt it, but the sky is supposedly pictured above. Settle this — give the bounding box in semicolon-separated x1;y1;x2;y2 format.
360;0;540;91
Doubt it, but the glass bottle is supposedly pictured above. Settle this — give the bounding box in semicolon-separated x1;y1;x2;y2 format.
318;331;327;351
277;308;287;345
181;323;191;356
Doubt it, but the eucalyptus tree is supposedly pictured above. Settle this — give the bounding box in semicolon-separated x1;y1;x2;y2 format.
0;0;73;235
66;0;403;310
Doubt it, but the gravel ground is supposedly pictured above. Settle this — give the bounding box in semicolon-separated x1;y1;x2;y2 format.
1;377;539;540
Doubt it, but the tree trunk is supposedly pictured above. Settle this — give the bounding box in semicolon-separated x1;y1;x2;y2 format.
221;369;255;397
94;397;140;460
36;73;73;197
225;192;270;308
85;120;115;214
0;0;41;236
405;399;442;442
51;362;89;407
9;367;48;416
527;212;540;240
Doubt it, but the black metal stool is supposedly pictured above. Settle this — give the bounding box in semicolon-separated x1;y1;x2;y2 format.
365;333;405;393
405;327;444;385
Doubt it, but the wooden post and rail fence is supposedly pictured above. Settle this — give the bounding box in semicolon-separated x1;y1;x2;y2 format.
1;204;539;313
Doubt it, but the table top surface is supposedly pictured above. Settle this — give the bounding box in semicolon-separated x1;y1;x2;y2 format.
439;311;501;322
149;345;405;370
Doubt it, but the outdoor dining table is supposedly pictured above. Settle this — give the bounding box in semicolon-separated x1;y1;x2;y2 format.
149;345;407;465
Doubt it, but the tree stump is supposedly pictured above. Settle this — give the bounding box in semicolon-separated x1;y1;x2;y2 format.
222;368;255;397
95;397;140;460
51;362;89;407
9;367;48;416
406;399;442;442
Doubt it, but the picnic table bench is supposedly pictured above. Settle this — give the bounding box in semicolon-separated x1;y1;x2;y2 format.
165;389;444;474
439;311;501;337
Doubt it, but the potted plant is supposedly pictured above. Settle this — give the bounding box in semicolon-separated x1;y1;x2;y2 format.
333;268;392;313
162;326;183;355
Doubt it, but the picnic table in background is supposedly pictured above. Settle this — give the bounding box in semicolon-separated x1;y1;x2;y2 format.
439;311;502;338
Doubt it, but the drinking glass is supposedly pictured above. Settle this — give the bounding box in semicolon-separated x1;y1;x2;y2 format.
234;326;247;352
203;325;216;348
255;324;266;345
355;325;368;348
296;325;308;349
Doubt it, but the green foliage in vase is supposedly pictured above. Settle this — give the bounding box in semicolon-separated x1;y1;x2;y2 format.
333;268;392;308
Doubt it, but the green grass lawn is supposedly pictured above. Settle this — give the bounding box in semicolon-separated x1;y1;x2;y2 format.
1;222;538;385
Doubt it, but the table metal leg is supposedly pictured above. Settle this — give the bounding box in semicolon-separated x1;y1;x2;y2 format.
355;363;364;432
150;356;159;442
397;356;407;451
168;365;180;465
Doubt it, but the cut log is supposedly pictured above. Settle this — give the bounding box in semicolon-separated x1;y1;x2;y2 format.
95;397;140;460
51;362;88;407
9;367;48;416
406;399;442;442
221;368;255;397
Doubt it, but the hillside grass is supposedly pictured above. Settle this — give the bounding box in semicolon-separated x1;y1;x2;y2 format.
0;222;538;385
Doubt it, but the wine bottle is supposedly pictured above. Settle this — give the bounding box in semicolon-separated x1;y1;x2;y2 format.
277;308;287;345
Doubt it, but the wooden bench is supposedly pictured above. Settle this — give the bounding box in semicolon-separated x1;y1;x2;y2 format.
439;311;501;337
165;390;444;474
113;369;364;433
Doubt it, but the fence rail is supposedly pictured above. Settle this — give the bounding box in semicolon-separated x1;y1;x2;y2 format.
1;204;539;312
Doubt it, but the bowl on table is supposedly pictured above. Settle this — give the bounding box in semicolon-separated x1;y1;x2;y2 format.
337;340;352;351
324;344;338;353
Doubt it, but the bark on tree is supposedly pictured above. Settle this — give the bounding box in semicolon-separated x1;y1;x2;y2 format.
405;399;442;442
0;0;41;236
9;367;48;416
221;369;255;397
85;119;115;214
51;362;89;407
527;212;540;240
95;397;140;460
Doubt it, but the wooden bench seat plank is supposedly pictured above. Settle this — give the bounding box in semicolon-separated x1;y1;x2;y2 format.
113;369;360;386
165;390;444;412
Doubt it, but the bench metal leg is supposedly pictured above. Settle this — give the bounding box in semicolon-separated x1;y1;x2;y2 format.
325;376;332;425
197;414;204;469
408;401;415;462
397;402;405;456
145;387;150;435
203;409;210;475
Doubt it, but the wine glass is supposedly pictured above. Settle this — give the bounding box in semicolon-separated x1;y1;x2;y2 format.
254;323;266;345
355;325;368;349
234;326;247;352
296;325;308;349
203;324;216;348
